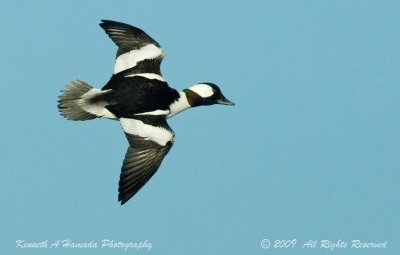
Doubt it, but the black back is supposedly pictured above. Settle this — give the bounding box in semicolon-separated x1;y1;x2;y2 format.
101;76;179;118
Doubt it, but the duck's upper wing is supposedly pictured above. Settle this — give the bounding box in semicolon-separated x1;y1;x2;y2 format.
100;20;165;75
118;116;174;205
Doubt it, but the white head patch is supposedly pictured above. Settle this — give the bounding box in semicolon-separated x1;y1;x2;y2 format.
189;84;214;98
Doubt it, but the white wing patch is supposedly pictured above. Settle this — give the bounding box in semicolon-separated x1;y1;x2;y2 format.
114;44;164;74
120;118;174;146
125;73;165;82
135;109;170;116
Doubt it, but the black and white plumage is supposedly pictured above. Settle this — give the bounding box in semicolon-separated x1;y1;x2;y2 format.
58;20;234;205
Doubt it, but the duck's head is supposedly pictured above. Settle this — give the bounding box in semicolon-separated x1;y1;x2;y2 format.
184;83;235;107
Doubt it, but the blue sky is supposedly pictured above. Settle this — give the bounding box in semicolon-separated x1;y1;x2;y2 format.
1;1;399;254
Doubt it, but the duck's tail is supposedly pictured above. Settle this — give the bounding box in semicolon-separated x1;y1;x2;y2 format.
58;80;114;121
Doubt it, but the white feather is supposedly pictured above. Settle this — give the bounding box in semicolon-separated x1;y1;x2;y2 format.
188;84;214;98
125;73;165;82
78;89;116;119
135;109;170;116
114;44;164;74
120;118;174;146
168;91;191;118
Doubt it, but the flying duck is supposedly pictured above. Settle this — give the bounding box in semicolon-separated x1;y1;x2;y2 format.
58;20;234;205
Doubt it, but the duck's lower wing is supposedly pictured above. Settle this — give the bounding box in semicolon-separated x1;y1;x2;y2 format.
118;117;175;205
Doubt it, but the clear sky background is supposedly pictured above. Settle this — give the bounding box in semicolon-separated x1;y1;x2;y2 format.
1;1;399;254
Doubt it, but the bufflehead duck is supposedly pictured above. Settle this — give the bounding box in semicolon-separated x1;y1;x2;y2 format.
58;20;234;205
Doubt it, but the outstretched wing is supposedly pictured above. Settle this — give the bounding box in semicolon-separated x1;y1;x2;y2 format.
118;116;174;204
100;20;165;75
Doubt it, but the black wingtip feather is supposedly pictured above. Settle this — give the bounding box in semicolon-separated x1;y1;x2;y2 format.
116;132;174;205
119;193;135;205
99;19;146;35
119;197;128;205
99;19;161;51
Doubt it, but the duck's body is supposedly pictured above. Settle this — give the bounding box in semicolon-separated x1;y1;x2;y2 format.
100;75;180;118
58;20;234;205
